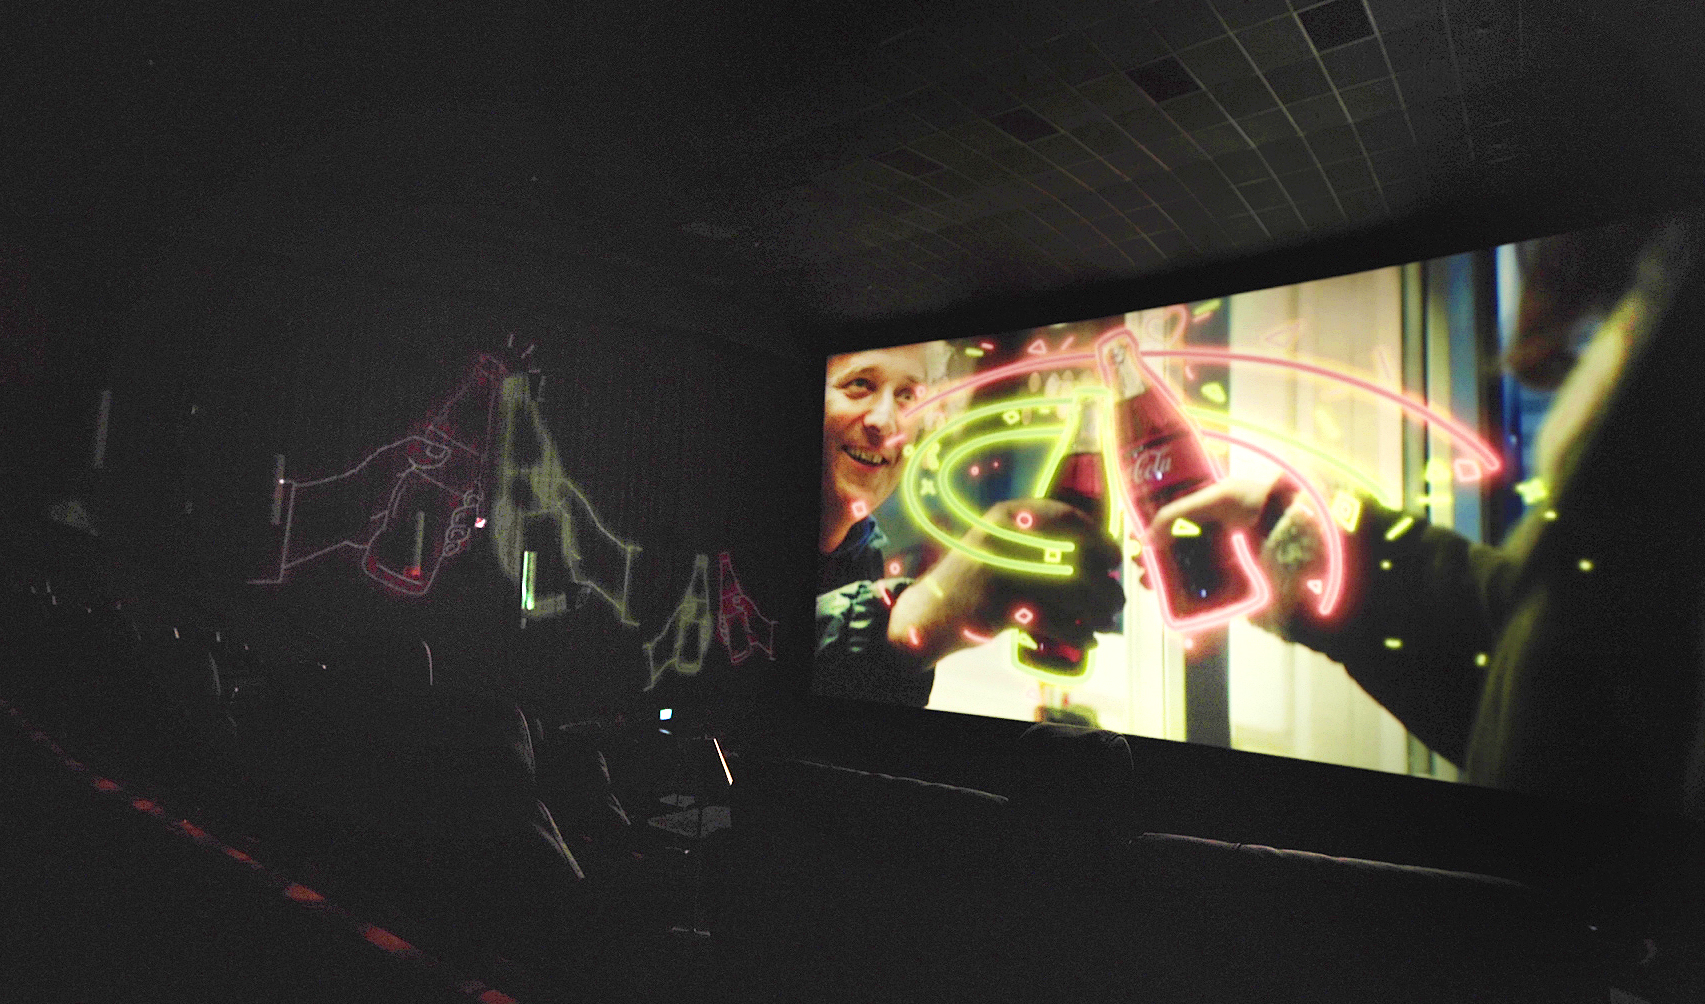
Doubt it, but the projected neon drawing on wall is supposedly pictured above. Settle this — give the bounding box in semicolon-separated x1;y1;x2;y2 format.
718;551;778;665
492;373;641;625
250;348;781;690
892;322;1500;681
249;354;507;596
644;551;778;690
644;554;712;691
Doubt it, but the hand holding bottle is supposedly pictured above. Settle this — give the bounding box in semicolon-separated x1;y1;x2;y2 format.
887;498;1123;669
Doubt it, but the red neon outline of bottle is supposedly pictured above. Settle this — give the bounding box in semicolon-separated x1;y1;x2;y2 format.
1095;326;1271;633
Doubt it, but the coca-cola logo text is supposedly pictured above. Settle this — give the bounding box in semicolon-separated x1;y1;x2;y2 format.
1134;446;1172;483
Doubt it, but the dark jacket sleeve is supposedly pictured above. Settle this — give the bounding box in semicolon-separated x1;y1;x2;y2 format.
1279;496;1523;767
813;578;935;708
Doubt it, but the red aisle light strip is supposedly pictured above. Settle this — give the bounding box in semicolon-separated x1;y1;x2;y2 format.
0;697;526;1004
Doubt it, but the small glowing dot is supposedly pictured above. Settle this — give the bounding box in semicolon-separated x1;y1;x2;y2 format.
1015;511;1034;529
851;500;869;518
1474;653;1489;666
970;465;981;477
1543;510;1558;520
474;517;486;528
1578;558;1594;572
1379;559;1392;570
1181;636;1194;650
1013;606;1035;626
887;560;903;575
1383;637;1403;650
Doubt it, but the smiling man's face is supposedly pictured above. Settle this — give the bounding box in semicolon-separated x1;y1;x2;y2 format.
821;345;928;545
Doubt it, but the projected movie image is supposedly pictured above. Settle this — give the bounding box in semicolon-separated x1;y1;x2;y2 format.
816;215;1704;801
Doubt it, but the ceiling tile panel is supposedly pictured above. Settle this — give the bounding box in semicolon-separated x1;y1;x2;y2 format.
1088;12;1174;69
1215;148;1271;183
1296;0;1377;51
1177;36;1259;87
1145;0;1229;50
1211;0;1294;31
1068;157;1128;190
1129;57;1204;103
1277;166;1333;203
1161;90;1229;131
1237;16;1314;71
1257;135;1315;174
1039;31;1122;86
1264;58;1333;103
1237;176;1290;209
1357;111;1415;153
1305;123;1362;164
1286;92;1350;131
1237;107;1300;143
1194;121;1253;156
1211;76;1281;117
1341;78;1401;121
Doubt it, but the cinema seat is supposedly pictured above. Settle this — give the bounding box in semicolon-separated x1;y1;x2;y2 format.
721;733;1607;1004
238;660;588;962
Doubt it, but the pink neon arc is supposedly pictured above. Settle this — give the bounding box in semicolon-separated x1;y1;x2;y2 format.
905;343;1500;477
1195;429;1346;620
883;431;909;449
904;353;1096;416
961;626;995;645
1143;348;1502;474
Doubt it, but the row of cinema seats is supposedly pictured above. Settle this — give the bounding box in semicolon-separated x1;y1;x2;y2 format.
714;726;1617;1004
0;552;1634;1002
0;559;670;995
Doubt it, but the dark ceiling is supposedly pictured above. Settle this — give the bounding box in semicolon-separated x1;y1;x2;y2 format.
5;1;1704;355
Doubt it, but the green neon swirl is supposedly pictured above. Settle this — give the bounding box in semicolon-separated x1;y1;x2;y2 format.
939;430;1079;553
901;396;1083;578
1179;406;1400;508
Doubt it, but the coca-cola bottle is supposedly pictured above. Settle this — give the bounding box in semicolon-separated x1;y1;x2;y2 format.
1017;391;1110;679
1095;327;1267;630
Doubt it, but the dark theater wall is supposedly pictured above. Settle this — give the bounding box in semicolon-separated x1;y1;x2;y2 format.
75;102;821;720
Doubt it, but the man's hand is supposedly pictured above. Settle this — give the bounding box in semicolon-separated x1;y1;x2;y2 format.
888;498;1123;668
1136;474;1332;634
1135;476;1283;591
